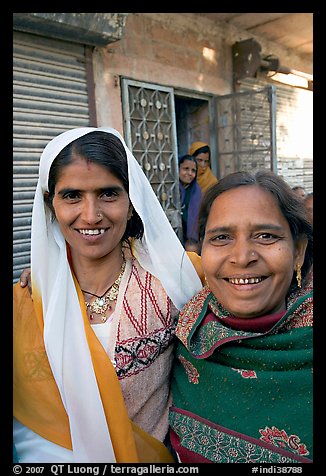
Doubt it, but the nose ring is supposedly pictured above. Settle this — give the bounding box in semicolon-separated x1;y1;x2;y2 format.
97;212;102;218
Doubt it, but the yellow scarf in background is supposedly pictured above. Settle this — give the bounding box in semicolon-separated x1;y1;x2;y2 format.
197;166;218;193
188;141;208;156
188;141;218;193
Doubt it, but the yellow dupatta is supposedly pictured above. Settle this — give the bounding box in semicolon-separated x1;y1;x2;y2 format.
188;141;218;194
13;280;174;463
197;166;218;194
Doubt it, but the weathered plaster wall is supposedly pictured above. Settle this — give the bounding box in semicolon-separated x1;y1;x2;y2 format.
92;13;312;132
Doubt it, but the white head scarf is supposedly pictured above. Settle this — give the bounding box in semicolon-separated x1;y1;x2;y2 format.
31;127;201;462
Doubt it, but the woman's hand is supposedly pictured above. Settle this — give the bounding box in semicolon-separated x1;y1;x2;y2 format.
20;268;32;298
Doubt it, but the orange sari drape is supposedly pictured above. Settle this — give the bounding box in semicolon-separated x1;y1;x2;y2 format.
13;282;174;463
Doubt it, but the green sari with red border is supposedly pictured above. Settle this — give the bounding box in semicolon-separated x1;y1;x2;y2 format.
169;280;313;463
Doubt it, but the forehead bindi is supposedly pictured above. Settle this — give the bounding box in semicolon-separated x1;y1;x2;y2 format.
55;158;122;191
61;157;106;175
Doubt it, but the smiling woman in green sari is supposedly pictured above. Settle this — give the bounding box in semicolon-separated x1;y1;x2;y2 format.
169;170;313;464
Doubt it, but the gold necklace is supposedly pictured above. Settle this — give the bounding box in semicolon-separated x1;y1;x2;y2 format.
82;260;126;322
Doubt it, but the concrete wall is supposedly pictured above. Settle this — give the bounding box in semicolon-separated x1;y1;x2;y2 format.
93;13;311;132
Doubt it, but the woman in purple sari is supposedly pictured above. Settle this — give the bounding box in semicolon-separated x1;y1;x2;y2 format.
179;155;202;250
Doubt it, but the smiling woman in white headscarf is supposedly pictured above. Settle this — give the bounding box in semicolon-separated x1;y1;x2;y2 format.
13;127;202;463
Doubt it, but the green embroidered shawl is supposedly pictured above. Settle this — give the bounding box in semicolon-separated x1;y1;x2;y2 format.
169;282;313;463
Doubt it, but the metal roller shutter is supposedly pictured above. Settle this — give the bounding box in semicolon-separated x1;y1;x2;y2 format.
13;31;91;283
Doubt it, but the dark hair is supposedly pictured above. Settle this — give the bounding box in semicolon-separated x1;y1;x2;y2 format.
198;170;313;292
192;145;210;159
45;131;144;242
179;154;197;167
185;238;199;245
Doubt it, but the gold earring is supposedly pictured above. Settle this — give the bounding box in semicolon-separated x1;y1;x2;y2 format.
296;263;302;288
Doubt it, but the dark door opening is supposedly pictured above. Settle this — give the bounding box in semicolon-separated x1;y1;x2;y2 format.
174;96;210;159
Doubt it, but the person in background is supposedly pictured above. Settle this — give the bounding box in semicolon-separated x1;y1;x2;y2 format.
292;185;306;199
184;238;201;254
14;127;203;464
169;170;313;463
179;154;202;248
304;192;313;225
188;141;218;194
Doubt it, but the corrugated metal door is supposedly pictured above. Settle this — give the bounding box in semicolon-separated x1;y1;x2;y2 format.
121;78;182;238
13;31;91;283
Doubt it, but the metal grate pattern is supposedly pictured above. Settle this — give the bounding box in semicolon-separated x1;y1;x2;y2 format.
215;86;276;178
13;31;90;283
122;79;182;236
